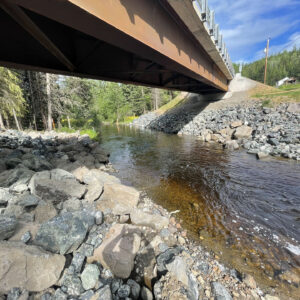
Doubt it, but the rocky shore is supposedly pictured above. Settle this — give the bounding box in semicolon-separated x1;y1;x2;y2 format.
0;130;283;300
133;100;300;161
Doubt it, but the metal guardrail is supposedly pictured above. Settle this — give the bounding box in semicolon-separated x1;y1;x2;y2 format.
193;0;235;77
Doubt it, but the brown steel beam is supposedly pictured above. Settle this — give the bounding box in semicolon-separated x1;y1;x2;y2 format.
12;0;228;91
0;0;75;71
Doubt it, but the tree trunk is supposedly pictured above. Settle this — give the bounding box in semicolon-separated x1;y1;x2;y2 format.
67;115;71;129
46;73;52;131
57;116;62;129
0;112;5;129
5;117;10;129
12;108;21;131
28;71;37;131
152;88;160;110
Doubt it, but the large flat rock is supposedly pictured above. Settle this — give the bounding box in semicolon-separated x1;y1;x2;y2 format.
87;224;141;279
96;183;139;214
130;209;169;230
0;241;65;293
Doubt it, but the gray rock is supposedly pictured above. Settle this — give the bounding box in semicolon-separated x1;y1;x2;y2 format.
223;140;239;150
7;288;21;300
127;279;140;300
156;246;182;274
18;194;40;207
256;152;269;159
0;167;34;188
72;252;86;273
117;285;130;298
21;231;31;243
80;290;95;300
93;285;112;300
141;286;153;300
29;170;86;204
60;273;84;296
95;211;104;225
81;264;100;290
211;282;232;300
53;289;67;300
0;188;11;205
77;243;94;257
34;211;94;254
0;215;17;240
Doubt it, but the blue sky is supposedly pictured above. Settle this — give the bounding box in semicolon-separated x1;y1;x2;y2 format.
208;0;300;63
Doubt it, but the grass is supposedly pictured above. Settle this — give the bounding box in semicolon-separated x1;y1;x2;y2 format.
250;83;300;105
56;127;99;140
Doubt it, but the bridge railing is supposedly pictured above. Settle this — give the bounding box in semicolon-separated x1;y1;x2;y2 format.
193;0;235;78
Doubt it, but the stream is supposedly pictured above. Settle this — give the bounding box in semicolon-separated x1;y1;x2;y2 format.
99;124;300;298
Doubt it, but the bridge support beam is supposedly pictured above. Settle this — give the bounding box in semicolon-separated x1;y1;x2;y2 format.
3;0;229;92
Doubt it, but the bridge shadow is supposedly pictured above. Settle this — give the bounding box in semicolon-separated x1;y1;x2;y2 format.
148;92;227;134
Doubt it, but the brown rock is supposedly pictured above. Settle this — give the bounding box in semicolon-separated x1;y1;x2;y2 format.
85;184;103;203
9;221;40;241
87;224;141;279
230;120;243;128
71;166;89;182
0;241;65;293
97;183;139;214
243;274;257;289
233;125;253;139
35;202;57;223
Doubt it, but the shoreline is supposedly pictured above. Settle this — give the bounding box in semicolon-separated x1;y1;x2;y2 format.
0;129;291;299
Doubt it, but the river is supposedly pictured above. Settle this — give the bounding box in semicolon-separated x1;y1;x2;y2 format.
99;124;300;298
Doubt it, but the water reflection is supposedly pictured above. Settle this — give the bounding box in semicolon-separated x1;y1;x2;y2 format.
99;124;300;298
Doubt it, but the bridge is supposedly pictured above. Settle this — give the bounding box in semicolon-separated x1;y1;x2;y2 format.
0;0;234;94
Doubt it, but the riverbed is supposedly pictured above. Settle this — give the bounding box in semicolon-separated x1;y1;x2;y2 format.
99;124;300;298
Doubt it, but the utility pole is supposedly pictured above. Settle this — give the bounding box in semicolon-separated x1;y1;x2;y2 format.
264;37;270;85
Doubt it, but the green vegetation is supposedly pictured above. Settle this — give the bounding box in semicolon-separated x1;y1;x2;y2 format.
239;48;300;86
0;66;179;131
55;127;99;140
251;83;300;105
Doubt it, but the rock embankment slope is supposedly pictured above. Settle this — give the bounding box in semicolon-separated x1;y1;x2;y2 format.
0;130;282;300
133;76;300;161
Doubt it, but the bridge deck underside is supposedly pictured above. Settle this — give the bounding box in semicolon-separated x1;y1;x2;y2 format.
0;0;228;94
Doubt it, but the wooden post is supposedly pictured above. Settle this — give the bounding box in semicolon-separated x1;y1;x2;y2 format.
264;38;270;85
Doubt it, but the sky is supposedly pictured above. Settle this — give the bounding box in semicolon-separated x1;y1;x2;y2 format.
208;0;300;63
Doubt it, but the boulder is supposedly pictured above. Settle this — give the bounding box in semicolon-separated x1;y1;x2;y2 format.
224;140;239;150
0;167;34;188
22;155;52;172
97;183;139;215
130;209;169;230
9;221;40;241
34;211;94;254
91;285;112;300
0;241;65;293
34;202;57;223
29;170;86;204
87;224;141;279
233;125;253;139
256;152;269;159
230;120;243;128
72;166;89;182
0;216;17;240
81;264;100;290
17;194;40;207
211;282;232;300
85;184;103;203
0;188;13;205
286;102;300;114
83;170;120;185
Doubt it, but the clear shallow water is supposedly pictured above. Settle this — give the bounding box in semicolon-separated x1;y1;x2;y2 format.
99;124;300;298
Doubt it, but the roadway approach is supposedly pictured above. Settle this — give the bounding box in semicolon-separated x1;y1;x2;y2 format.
0;0;235;94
